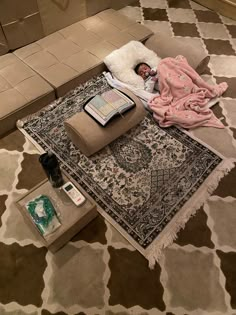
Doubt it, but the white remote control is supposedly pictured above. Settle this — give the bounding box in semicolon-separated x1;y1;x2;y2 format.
62;181;86;206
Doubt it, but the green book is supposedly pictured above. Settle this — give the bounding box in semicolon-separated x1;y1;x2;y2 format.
26;195;61;236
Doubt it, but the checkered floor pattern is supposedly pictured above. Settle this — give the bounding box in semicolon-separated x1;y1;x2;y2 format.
0;1;236;314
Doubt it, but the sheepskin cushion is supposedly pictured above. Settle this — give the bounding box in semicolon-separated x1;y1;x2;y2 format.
104;41;161;89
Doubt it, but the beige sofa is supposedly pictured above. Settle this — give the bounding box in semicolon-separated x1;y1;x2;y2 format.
0;0;209;138
14;10;151;97
0;1;152;137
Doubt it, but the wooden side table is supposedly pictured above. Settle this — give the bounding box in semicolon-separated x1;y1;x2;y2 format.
15;174;97;252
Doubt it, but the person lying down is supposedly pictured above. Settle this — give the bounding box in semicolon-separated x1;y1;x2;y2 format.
134;56;228;129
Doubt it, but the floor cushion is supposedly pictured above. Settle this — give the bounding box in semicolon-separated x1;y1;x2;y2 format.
145;33;209;74
64;88;147;156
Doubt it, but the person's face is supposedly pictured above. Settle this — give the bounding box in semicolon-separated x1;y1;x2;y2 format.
137;64;151;80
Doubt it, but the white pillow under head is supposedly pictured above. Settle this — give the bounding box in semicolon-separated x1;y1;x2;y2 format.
104;41;161;89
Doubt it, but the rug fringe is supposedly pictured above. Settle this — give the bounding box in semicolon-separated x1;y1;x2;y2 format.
16;125;46;153
16;101;60;128
147;158;235;269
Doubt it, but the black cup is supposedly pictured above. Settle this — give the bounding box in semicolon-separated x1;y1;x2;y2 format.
39;152;64;188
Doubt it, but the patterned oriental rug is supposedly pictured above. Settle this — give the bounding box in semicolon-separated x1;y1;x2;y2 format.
18;74;233;267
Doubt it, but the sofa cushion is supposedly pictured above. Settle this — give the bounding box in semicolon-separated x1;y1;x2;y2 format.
14;9;153;97
0;0;44;50
0;54;55;137
37;0;88;36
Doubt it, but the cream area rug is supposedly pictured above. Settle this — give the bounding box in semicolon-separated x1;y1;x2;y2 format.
18;74;234;267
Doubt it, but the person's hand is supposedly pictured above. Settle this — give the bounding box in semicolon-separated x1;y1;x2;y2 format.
149;69;157;76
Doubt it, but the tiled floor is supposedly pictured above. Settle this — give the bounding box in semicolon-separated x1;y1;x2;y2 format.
0;1;236;314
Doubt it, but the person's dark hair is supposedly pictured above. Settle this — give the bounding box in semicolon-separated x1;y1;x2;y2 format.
134;62;150;74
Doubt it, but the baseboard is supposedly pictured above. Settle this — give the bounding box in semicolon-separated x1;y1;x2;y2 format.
194;0;236;21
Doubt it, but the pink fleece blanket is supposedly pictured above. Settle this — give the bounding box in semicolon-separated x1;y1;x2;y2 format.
148;55;228;129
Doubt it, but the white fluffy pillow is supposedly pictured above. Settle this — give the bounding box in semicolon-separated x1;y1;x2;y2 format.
104;41;161;89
